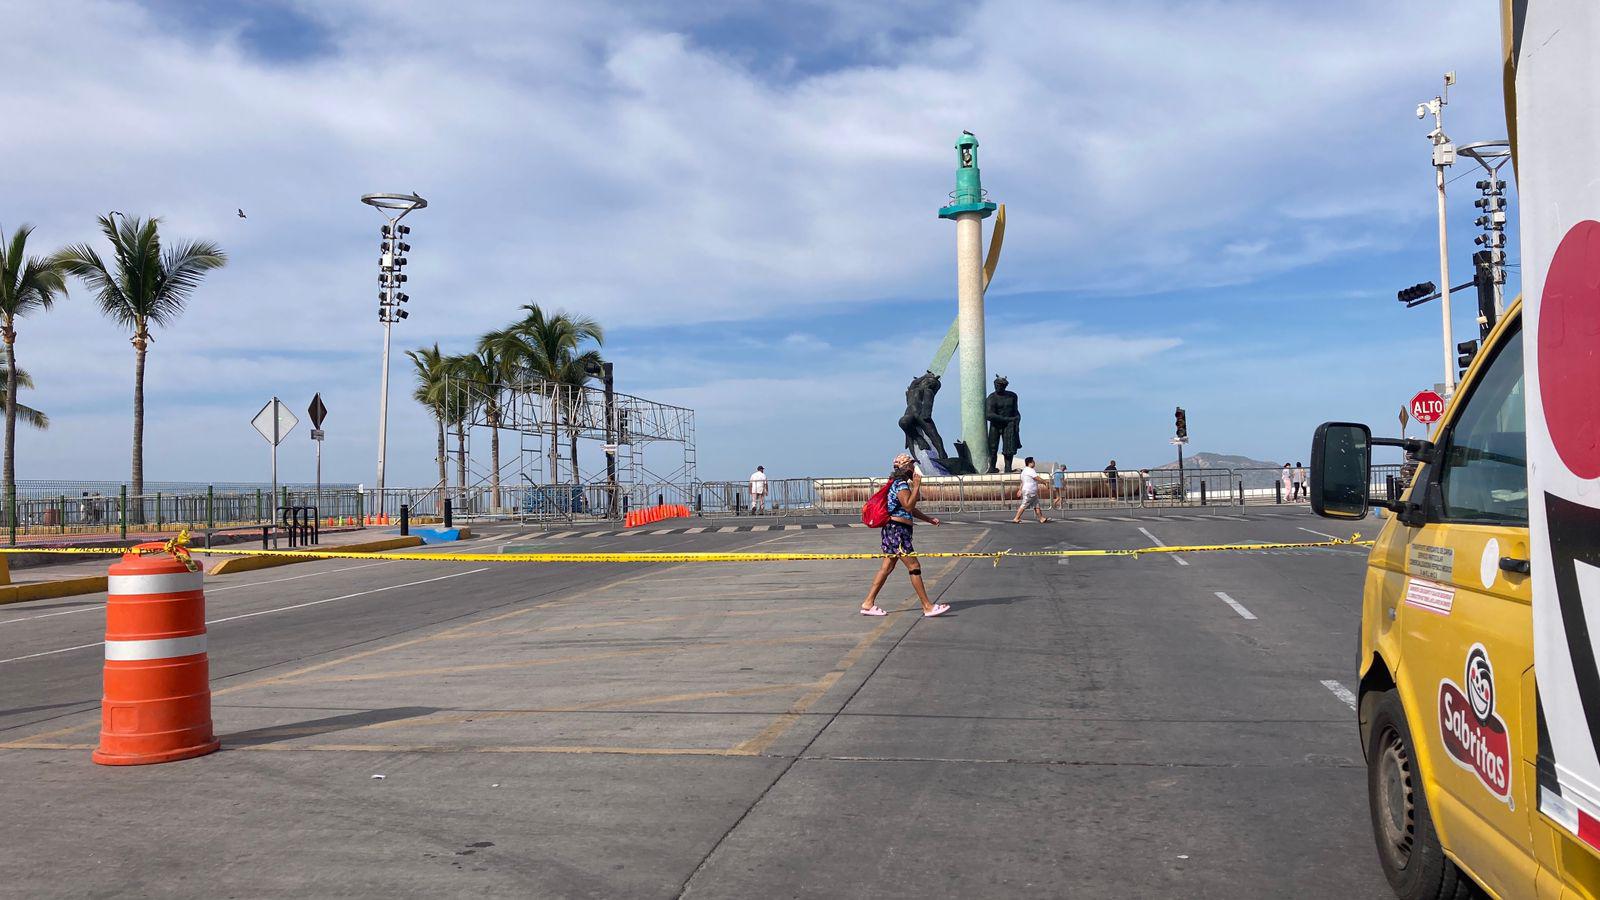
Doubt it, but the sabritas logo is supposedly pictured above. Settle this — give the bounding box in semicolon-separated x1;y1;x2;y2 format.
1438;644;1512;803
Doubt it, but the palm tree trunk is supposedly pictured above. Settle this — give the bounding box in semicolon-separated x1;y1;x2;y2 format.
3;323;17;538
569;418;579;487
131;333;147;523
489;404;501;512
455;427;468;513
435;416;447;516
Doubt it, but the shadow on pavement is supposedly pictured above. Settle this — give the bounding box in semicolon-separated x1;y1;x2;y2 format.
220;706;439;747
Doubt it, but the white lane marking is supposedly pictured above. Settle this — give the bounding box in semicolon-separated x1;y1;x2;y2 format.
1321;680;1358;710
549;531;580;539
206;568;492;625
816;524;835;529
1214;591;1257;620
1138;526;1188;567
207;561;392;593
717;526;738;534
783;525;801;531
0;568;491;664
685;527;707;534
0;560;396;627
583;532;608;538
752;526;772;532
649;529;676;536
1299;527;1339;540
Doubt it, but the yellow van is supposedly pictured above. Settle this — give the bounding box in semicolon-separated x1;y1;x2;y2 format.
1306;5;1600;897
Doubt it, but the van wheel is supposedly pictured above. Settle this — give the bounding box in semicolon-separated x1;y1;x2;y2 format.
1367;690;1483;899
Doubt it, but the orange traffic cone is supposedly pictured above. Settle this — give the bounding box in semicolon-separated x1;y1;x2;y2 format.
93;545;218;766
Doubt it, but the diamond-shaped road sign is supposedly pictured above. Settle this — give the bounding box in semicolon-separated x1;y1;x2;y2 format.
308;393;328;430
251;398;298;446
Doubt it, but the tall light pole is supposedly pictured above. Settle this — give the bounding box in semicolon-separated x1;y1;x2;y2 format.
361;192;427;513
1418;72;1457;395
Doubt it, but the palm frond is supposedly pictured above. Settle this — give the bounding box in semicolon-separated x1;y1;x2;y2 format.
0;224;69;322
13;402;47;430
56;214;224;334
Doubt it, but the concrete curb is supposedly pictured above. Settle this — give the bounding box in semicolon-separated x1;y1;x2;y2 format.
207;536;426;575
0;575;109;606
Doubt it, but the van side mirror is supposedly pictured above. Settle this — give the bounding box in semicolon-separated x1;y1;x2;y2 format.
1311;422;1371;519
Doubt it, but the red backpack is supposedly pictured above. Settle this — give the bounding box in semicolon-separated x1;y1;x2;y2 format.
861;478;895;527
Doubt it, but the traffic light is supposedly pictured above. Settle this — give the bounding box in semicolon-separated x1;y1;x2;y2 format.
1397;281;1437;304
1473;250;1498;337
1174;407;1188;441
1457;339;1480;375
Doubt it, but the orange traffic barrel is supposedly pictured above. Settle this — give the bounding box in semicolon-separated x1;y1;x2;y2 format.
93;545;218;766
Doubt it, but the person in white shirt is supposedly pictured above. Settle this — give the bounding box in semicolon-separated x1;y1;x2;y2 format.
749;465;768;514
1011;456;1052;524
1292;461;1307;501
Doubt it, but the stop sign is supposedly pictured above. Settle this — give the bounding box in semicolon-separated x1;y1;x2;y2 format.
1410;390;1446;424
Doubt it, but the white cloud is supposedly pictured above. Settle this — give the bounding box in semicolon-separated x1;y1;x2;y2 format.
2;0;1509;482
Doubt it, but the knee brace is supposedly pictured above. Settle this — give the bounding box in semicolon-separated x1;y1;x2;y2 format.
908;567;922;576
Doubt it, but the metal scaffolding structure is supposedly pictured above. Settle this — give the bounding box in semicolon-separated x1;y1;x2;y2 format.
438;373;695;523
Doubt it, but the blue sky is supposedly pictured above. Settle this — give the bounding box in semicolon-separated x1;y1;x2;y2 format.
4;0;1513;486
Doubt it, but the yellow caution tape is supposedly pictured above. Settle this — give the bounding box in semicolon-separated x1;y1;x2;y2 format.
0;533;1372;565
178;534;1373;564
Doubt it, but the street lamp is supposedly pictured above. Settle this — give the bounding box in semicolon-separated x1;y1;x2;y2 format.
361;191;427;514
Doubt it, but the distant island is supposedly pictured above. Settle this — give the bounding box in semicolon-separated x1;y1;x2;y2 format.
1148;452;1294;488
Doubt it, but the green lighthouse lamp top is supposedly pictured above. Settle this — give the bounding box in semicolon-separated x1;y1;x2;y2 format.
938;130;998;220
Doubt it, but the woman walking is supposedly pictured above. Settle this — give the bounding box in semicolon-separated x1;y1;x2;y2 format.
861;453;950;618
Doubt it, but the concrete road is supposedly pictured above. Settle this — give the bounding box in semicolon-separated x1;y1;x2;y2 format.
0;506;1392;898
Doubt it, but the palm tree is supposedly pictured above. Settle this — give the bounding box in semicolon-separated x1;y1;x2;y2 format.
441;353;474;511
514;304;603;485
0;225;67;529
57;215;225;507
406;343;451;515
455;339;520;511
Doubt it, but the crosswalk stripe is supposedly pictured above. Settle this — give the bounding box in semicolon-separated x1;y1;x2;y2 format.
685;527;707;534
650;529;676;535
752;525;771;532
717;526;738;533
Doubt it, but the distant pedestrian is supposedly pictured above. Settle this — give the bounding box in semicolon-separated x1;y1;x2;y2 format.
1281;463;1294;503
861;453;948;618
1050;463;1067;510
1141;469;1155;501
1104;460;1120;500
1012;456;1051;524
749;465;768;514
1292;461;1307;501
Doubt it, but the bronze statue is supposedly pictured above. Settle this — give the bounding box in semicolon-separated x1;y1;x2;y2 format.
899;372;949;460
985;375;1021;473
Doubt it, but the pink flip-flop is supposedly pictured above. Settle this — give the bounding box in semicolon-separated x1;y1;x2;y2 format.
923;603;951;618
860;605;888;617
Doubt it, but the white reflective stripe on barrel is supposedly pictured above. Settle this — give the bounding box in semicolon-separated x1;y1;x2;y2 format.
108;571;204;596
104;634;207;661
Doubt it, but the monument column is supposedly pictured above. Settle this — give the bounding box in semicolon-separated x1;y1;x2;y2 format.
955;212;987;464
938;132;999;469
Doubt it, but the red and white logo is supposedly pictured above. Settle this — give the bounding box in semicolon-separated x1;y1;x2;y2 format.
1410;390;1446;425
1438;644;1513;803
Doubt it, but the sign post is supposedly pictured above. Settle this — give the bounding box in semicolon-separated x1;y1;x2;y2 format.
308;393;328;516
252;398;299;518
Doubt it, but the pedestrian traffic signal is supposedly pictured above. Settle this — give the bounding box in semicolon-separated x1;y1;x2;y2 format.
1175;407;1188;441
1457;339;1480;374
1397;281;1437;304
